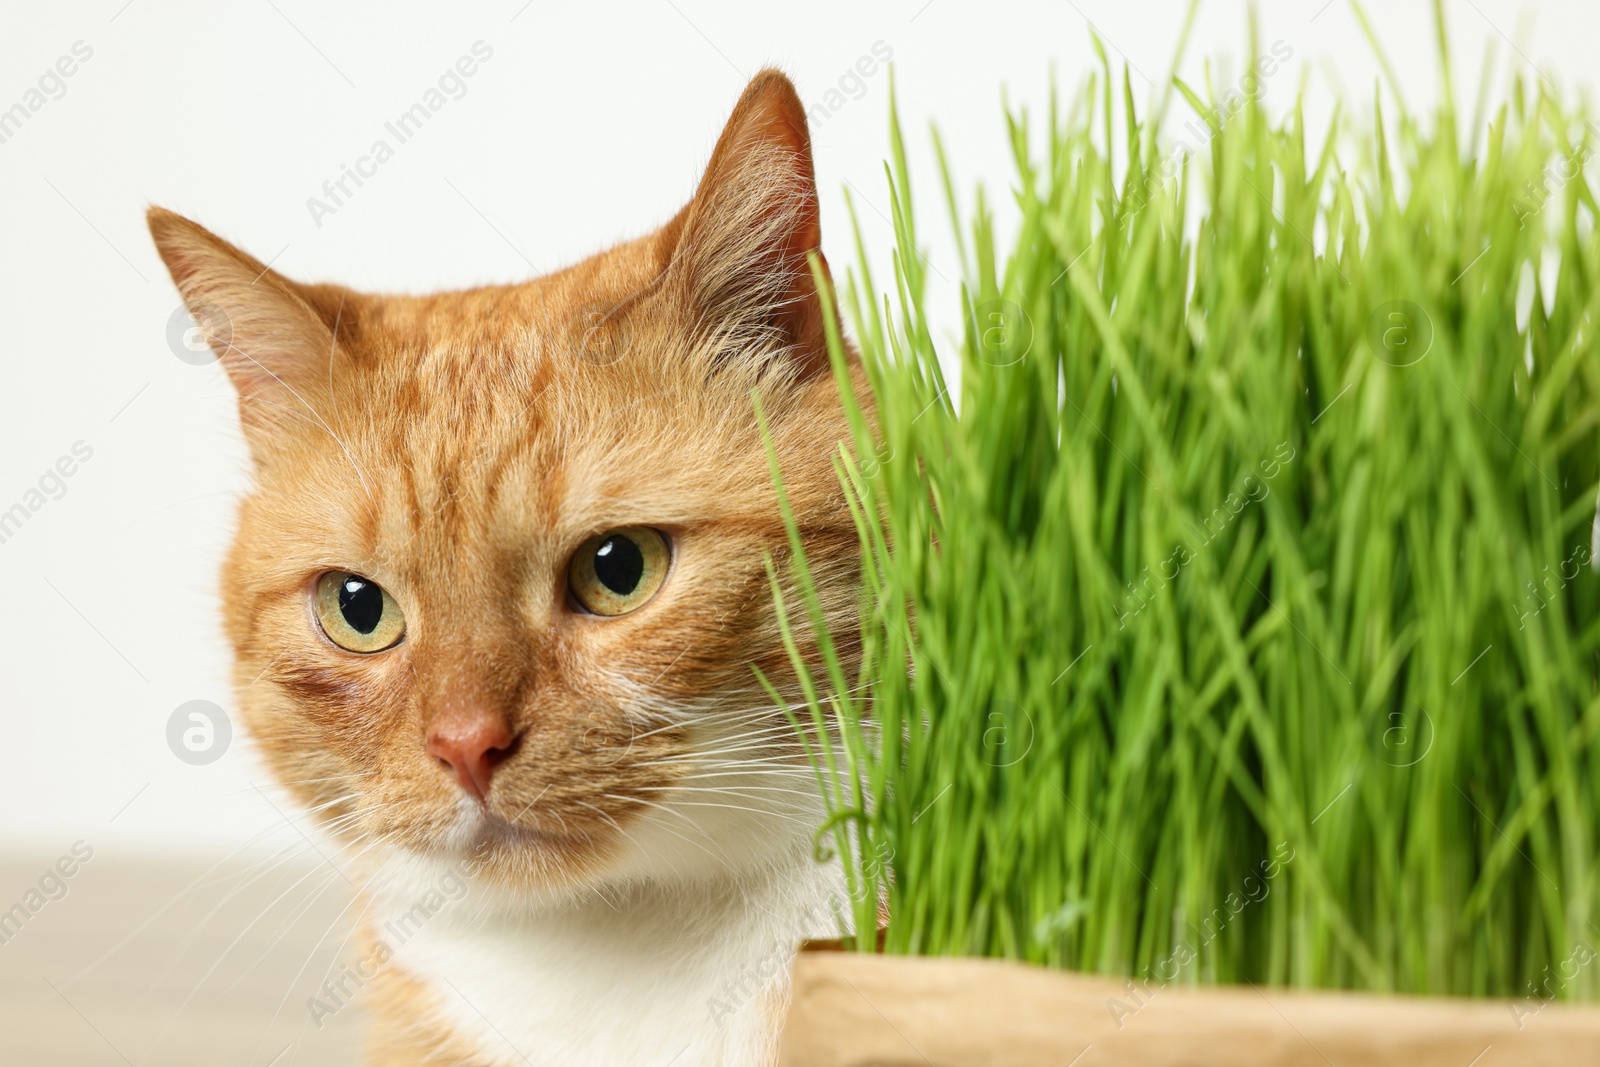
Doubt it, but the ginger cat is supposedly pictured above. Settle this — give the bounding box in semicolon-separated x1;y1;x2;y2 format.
150;70;863;1065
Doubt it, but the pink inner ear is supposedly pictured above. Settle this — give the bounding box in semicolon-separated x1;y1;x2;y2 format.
147;206;339;441
737;94;823;267
675;70;836;378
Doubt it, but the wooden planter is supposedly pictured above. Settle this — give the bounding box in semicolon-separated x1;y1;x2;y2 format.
779;950;1600;1066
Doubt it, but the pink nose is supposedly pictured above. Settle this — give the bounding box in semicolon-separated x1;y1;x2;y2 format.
426;714;518;803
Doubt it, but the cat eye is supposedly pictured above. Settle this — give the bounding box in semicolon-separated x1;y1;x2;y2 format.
314;571;406;653
567;527;670;616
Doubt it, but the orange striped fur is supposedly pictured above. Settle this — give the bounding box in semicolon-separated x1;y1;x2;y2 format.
150;70;865;1065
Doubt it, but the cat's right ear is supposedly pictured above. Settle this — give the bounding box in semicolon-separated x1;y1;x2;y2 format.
663;69;836;381
147;207;338;451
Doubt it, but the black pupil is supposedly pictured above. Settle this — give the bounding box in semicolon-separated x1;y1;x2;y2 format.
338;577;384;634
593;535;644;595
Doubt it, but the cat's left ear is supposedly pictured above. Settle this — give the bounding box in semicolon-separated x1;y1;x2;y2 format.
666;68;835;379
148;207;345;459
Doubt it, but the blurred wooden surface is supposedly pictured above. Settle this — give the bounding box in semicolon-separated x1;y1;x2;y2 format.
780;951;1600;1067
0;848;365;1066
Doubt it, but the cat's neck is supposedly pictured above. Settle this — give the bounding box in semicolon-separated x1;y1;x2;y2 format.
363;846;845;1066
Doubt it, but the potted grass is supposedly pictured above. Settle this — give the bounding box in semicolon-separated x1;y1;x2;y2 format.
767;7;1600;1064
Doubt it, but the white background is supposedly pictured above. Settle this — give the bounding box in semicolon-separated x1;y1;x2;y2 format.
2;0;1596;853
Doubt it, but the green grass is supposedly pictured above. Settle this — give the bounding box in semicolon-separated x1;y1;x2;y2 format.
772;4;1600;1000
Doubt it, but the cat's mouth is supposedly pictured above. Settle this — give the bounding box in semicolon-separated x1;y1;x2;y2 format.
448;799;606;858
353;776;641;877
415;803;626;890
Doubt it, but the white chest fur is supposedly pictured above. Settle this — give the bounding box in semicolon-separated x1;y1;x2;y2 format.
371;854;845;1066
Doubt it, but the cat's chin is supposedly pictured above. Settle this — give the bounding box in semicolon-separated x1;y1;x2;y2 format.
385;791;811;898
474;809;603;857
451;802;614;867
384;818;618;899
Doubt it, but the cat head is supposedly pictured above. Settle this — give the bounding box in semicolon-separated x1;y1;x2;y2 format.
150;70;863;895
